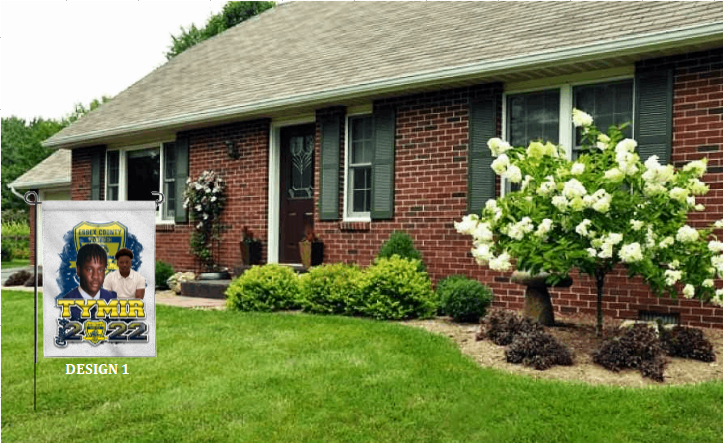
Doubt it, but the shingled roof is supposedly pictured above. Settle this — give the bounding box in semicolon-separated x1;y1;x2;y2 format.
9;149;71;189
44;1;723;149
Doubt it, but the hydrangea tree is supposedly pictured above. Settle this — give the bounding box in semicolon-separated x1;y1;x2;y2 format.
183;170;226;271
456;109;723;336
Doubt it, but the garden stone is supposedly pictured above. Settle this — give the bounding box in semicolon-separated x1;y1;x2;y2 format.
167;272;196;294
511;271;572;327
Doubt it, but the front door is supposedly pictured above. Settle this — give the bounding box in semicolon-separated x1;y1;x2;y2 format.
279;124;316;263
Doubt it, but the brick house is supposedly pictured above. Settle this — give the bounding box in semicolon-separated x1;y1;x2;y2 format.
33;2;723;328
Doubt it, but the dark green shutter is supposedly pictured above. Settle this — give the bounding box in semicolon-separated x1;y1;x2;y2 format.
371;108;395;220
174;136;190;223
468;96;497;214
634;69;673;164
91;150;101;200
320;115;341;220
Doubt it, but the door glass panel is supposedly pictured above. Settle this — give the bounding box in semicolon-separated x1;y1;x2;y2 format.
287;134;314;199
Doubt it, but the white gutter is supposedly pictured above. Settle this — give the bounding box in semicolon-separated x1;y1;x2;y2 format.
44;21;723;149
7;183;27;201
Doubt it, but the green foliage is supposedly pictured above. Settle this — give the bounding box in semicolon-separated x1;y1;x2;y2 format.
357;256;436;320
436;275;493;323
184;171;226;271
1;244;14;262
165;1;275;60
1;96;111;216
1;221;29;260
155;260;175;289
1;221;29;237
225;264;300;312
299;263;363;315
377;231;425;271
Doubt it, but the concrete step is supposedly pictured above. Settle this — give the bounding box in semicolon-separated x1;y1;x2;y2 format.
180;264;308;300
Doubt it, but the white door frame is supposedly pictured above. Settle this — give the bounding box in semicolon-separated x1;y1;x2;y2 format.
267;116;315;264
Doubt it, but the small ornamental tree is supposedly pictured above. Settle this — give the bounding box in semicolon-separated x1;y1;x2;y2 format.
456;109;723;336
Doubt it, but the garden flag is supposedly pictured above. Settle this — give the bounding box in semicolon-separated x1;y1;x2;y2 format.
42;201;156;357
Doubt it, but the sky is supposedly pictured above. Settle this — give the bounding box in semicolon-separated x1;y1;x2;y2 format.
0;0;231;122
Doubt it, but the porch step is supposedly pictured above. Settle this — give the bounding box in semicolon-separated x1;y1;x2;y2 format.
180;280;232;300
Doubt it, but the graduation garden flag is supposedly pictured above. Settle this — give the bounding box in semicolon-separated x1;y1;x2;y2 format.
43;201;156;358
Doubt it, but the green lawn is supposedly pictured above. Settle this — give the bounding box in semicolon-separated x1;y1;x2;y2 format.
3;290;723;443
1;258;30;269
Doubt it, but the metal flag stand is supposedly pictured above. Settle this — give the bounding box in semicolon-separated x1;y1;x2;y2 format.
23;191;40;411
23;191;164;412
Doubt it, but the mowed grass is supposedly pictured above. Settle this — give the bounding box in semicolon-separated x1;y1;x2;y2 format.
3;290;723;443
1;259;30;269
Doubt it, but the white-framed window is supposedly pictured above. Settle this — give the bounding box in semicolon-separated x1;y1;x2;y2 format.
105;142;176;222
344;113;373;220
501;74;635;194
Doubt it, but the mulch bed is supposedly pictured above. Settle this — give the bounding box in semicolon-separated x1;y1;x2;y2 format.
402;312;723;387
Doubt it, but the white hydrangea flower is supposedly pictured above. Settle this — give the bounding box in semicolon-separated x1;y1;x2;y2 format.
683;284;695;299
703;279;715;288
491;154;510;175
586;248;598;258
688;179;710;196
572;108;593;127
570;163;585;175
596;133;610;151
687;196;697;208
605;233;623;245
592;194;611;213
604;168;625;182
472;222;494;244
551;196;569;211
668;260;680;270
619;243;643;263
562;179;587;199
695;204;705;211
526;142;544;159
598;244;613;259
659;236;675;249
536;177;557;196
575;219;592;237
520;175;534;190
535;219;553;237
484;199;498;212
665;269;682;286
505;164;522;183
630;220;644;231
712;255;723;277
715;220;723;228
676;225;699;243
195;204;203;211
489;252;512;271
471;244;494;265
454;214;479;235
683;158;707;177
488;138;512;157
615;139;638;154
542;142;559;158
668;187;689;203
712;293;723;307
644;182;666;196
708;241;723;253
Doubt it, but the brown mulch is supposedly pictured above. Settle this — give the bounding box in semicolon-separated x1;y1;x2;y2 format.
402;312;723;387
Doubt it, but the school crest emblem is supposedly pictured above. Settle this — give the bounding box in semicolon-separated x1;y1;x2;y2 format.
72;221;127;271
83;321;107;345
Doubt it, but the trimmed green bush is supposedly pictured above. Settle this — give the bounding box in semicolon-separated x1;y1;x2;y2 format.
358;256;436;320
155;260;175;289
437;275;493;323
1;244;14;262
299;263;363;315
377;231;425;271
226;264;300;312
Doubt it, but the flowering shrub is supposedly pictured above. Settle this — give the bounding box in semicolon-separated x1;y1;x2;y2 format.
183;170;226;271
456;109;723;335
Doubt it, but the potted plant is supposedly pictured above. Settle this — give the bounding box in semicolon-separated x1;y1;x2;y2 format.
240;226;262;265
298;227;323;269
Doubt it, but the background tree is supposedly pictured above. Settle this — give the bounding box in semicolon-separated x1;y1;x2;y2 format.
1;96;111;219
165;1;275;60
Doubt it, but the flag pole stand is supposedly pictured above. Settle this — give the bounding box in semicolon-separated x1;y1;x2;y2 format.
24;191;41;412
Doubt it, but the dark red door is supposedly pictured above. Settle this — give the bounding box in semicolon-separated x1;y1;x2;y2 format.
279;124;316;263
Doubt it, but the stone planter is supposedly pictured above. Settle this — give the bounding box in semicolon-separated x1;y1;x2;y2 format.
198;271;231;280
511;271;572;326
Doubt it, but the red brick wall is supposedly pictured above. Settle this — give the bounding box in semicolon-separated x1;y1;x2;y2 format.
57;48;723;329
156;119;271;272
